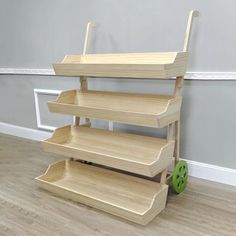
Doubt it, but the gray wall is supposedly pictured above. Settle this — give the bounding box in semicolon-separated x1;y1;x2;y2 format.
0;0;236;169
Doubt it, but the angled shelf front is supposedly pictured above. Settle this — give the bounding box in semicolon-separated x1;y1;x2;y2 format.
36;159;168;225
53;52;188;79
42;126;175;177
48;90;182;128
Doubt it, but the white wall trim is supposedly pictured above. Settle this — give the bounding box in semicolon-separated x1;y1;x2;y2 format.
1;68;236;80
185;72;236;80
0;68;55;75
0;121;235;187
0;122;51;141
186;159;236;187
34;89;61;132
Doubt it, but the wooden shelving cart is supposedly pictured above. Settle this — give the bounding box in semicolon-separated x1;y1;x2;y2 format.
36;10;199;225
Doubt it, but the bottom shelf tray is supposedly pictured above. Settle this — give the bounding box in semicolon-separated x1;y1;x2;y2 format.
36;160;168;225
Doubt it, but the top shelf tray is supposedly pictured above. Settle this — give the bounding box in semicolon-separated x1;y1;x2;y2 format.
53;52;188;79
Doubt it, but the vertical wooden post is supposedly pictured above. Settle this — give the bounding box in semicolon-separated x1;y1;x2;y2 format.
167;123;175;142
160;169;168;185
170;10;198;162
183;10;199;52
166;122;175;181
172;76;183;164
75;22;95;126
174;76;184;97
174;119;180;163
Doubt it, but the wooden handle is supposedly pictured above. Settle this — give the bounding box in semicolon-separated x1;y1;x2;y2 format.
83;22;95;55
76;22;96;126
183;10;199;52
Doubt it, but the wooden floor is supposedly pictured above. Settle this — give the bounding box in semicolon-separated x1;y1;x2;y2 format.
0;133;236;236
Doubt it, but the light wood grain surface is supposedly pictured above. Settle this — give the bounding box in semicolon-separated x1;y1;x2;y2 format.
53;52;188;79
36;159;168;225
0;133;236;235
43;125;174;177
48;90;182;128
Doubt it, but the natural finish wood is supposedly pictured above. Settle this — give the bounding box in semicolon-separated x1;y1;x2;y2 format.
160;169;168;185
174;76;184;97
53;52;188;79
183;10;199;52
48;90;182;128
1;134;236;235
38;11;199;225
53;10;199;79
77;22;95;126
42;125;175;177
174;120;180;162
172;76;183;161
167;121;180;163
36;159;168;225
82;22;95;55
167;123;175;142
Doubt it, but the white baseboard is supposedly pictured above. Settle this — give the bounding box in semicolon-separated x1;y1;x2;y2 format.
0;122;51;141
186;159;236;187
1;68;236;80
0;122;235;186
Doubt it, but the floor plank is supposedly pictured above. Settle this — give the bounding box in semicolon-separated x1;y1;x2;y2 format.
0;133;235;236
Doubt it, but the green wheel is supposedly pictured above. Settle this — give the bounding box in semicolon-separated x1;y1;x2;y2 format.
172;160;188;194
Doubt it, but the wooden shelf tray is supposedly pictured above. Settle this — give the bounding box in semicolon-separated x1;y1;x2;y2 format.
36;159;168;225
43;126;174;177
53;52;188;79
48;90;182;128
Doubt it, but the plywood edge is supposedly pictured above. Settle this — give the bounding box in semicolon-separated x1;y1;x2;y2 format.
61;55;82;63
53;63;165;68
56;90;77;103
148;140;175;177
60;51;188;63
52;64;175;79
157;111;181;128
140;185;168;225
161;51;187;65
43;125;71;144
175;51;189;61
158;96;182;117
47;90;75;105
155;97;182;127
167;96;183;113
62;52;181;63
150;140;175;165
35;160;66;182
48;90;77;113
